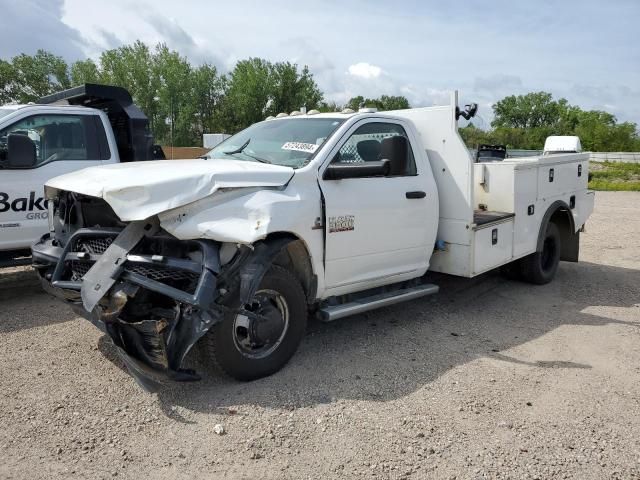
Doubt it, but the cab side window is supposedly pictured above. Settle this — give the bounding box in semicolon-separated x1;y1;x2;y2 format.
334;122;417;176
0;114;106;167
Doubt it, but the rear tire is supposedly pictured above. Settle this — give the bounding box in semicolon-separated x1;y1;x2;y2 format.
202;265;307;381
521;222;561;285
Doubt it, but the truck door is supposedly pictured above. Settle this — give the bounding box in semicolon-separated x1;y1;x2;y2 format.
0;113;111;251
320;120;438;292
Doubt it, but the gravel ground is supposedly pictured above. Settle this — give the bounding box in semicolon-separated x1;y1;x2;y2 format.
1;191;639;480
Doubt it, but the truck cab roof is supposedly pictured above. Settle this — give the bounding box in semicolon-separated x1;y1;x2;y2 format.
263;110;405;122
0;104;28;111
0;105;33;119
1;103;102;111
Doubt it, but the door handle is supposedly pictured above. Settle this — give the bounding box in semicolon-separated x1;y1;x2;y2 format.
406;191;426;199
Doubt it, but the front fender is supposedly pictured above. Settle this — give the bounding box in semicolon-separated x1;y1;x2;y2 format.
157;187;304;244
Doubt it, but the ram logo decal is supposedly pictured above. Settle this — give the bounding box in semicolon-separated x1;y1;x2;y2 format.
328;215;355;233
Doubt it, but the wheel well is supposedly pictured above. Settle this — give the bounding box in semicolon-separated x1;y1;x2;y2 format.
265;233;317;304
549;208;573;240
539;203;579;262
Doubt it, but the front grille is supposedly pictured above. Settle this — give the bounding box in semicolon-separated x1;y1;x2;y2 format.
70;261;198;284
126;264;199;283
66;234;201;294
70;261;92;281
74;237;114;255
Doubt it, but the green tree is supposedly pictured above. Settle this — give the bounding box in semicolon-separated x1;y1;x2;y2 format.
269;63;323;116
220;58;273;132
345;94;410;111
345;96;365;111
491;127;531;149
458;124;495;149
492;92;567;129
220;59;322;132
5;50;70;102
6;42;636;152
152;44;194;145
317;100;343;112
190;64;225;139
573;110;639;151
70;59;99;85
99;41;161;135
461;91;640;151
0;59;16;104
375;95;410;110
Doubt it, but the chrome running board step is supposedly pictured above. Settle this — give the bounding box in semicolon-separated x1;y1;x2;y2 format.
318;283;439;322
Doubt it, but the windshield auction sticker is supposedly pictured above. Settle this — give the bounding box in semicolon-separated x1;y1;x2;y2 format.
281;142;319;153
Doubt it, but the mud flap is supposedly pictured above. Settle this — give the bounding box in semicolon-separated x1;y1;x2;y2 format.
560;231;580;262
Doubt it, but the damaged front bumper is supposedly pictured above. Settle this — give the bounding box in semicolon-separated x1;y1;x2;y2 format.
32;219;224;391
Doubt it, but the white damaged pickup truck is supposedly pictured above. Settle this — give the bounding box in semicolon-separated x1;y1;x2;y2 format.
32;93;594;390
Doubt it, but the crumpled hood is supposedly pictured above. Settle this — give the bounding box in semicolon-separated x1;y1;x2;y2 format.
45;159;295;221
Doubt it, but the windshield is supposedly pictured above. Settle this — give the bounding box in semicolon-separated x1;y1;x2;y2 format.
0;109;14;120
207;118;344;168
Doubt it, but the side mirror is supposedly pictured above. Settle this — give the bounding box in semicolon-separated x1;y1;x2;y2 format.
151;144;166;160
456;103;478;121
324;159;390;180
7;133;37;168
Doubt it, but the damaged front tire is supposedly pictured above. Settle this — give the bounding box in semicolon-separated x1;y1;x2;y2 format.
202;265;307;381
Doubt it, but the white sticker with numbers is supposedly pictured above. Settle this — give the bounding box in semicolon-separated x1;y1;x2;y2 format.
281;142;319;153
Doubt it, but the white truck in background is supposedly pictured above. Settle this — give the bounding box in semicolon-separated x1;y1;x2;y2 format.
0;84;159;267
32;92;594;390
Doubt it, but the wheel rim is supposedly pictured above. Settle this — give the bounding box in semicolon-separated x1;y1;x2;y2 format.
232;289;290;359
541;236;557;272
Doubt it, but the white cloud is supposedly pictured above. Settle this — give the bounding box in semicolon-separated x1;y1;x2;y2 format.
2;0;637;124
0;0;85;60
347;62;383;79
400;85;451;108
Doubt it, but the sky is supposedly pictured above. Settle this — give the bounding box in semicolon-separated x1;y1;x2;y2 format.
1;0;639;127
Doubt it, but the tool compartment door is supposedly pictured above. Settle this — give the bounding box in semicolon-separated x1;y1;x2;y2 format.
472;218;514;275
537;155;588;200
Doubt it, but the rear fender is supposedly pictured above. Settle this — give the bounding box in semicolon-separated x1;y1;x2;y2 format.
537;201;579;262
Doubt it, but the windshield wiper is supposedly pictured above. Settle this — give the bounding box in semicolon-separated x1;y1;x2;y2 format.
241;151;272;164
224;138;250;155
222;138;271;164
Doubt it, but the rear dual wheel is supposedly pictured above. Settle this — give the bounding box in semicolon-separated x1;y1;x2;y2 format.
502;222;561;285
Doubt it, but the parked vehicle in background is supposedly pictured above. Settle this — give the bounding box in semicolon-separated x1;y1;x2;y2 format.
32;92;594;390
475;144;507;162
0;84;158;267
203;133;231;149
544;135;582;154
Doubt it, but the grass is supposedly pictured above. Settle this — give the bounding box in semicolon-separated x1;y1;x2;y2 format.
589;161;640;191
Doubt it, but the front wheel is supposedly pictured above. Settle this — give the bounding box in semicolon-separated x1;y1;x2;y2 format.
521;222;561;285
202;265;307;381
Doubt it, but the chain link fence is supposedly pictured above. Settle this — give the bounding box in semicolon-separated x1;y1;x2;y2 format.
467;148;640;163
587;152;640;163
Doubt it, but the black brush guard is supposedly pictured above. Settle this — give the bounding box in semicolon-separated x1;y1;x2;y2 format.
32;226;223;391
